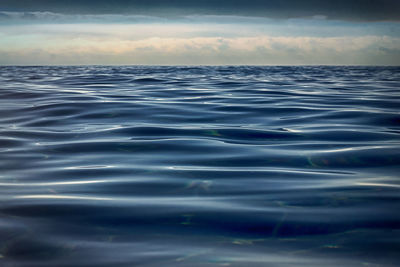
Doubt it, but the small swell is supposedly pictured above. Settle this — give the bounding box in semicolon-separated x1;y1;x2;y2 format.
0;66;399;266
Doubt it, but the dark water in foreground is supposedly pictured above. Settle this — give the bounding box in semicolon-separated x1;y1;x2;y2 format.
0;66;400;266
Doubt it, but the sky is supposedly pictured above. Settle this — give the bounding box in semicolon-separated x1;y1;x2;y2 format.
0;0;399;65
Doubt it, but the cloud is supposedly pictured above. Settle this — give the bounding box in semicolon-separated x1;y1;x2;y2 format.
0;0;399;22
0;11;169;24
1;13;400;40
1;33;399;65
1;9;399;65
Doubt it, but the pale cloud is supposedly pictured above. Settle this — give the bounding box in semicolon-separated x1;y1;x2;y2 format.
0;21;399;65
2;12;400;38
1;34;399;65
0;11;166;24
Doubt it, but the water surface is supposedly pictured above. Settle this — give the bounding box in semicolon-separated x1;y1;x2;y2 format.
0;66;400;266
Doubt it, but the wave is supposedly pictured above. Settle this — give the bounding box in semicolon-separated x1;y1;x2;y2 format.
0;66;399;266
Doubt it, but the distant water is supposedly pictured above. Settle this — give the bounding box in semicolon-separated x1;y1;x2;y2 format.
0;66;400;267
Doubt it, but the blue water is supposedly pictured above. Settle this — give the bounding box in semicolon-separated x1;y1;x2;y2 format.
0;66;400;266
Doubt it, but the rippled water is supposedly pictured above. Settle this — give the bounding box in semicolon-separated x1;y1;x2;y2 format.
1;66;400;266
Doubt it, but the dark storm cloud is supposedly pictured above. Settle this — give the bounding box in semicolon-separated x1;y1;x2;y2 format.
0;0;399;21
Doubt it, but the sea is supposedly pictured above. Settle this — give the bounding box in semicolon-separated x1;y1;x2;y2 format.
0;66;399;267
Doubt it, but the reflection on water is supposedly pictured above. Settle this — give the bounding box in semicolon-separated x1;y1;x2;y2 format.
0;66;399;266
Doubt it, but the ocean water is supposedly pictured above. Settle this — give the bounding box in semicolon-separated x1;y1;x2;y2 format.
0;66;399;267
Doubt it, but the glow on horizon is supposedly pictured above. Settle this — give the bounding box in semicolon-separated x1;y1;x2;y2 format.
0;14;399;65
